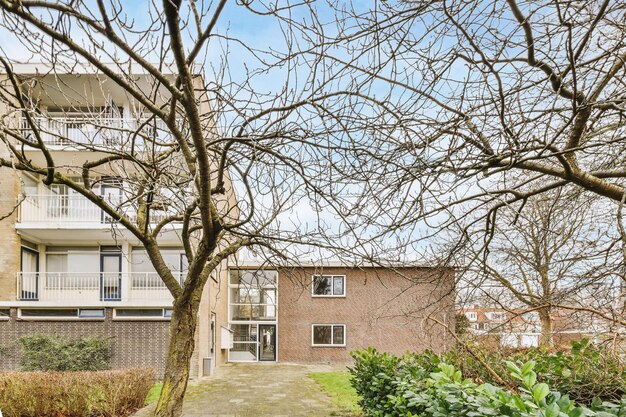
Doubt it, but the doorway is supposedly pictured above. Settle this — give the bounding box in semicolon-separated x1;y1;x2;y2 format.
258;324;276;361
100;250;121;301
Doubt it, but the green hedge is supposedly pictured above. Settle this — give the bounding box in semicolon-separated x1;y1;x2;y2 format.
0;368;154;417
349;346;626;417
19;334;111;372
428;340;626;404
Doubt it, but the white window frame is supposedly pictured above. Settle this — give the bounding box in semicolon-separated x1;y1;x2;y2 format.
311;275;346;297
311;324;346;347
0;309;10;320
464;312;477;321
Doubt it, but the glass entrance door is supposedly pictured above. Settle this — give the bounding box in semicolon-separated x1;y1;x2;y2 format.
258;324;276;361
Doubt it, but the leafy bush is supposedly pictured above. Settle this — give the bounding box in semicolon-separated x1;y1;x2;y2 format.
349;348;626;417
19;334;111;371
437;340;626;404
0;368;154;417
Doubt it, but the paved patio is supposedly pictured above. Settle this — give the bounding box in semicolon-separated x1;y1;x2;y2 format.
134;363;353;417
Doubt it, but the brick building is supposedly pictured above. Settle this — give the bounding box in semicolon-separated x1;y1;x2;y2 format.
0;63;454;378
227;264;455;363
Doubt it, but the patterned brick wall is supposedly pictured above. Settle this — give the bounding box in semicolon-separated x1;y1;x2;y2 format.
277;267;455;363
0;308;170;377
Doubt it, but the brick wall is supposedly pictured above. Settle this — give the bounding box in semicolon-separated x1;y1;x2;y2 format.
277;267;455;363
0;308;170;376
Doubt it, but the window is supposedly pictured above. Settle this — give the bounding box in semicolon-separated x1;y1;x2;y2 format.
312;275;345;297
20;245;39;300
489;312;505;321
19;308;105;319
79;309;105;318
131;247;186;285
464;312;477;321
312;324;346;346
21;308;79;317
0;309;10;319
114;308;172;319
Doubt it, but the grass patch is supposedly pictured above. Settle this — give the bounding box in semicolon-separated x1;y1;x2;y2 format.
145;382;163;404
309;372;363;416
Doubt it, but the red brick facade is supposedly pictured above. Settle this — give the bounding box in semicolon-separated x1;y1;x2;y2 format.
276;266;455;363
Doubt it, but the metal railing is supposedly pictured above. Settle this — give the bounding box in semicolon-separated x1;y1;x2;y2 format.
20;116;172;148
17;272;176;303
18;195;174;224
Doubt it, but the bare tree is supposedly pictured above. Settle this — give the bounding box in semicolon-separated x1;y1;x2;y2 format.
314;0;626;244
0;1;419;416
463;188;621;346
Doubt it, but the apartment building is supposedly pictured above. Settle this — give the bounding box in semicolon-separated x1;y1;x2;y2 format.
0;63;232;378
0;63;454;377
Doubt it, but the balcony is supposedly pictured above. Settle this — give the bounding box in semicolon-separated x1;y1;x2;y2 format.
17;272;177;304
21;116;172;149
18;195;173;226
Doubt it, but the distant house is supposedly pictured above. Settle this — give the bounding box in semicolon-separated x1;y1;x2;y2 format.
458;306;616;348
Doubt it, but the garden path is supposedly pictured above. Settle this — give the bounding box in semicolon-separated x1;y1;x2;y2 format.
133;363;350;417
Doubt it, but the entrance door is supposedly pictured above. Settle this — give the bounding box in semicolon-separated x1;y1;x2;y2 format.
100;252;121;301
258;324;276;361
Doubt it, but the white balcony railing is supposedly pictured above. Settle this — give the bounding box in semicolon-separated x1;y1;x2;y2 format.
18;195;174;225
21;116;172;148
17;272;177;303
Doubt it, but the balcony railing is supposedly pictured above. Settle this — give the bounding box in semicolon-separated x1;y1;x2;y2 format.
21;116;172;149
17;272;177;303
18;195;173;225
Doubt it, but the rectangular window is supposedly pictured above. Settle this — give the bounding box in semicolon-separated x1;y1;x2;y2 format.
114;308;171;319
312;275;345;297
0;309;10;319
464;312;477;321
20;308;79;318
19;308;105;319
78;308;105;318
312;324;346;347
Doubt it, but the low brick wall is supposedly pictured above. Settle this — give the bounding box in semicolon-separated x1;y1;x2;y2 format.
0;308;170;376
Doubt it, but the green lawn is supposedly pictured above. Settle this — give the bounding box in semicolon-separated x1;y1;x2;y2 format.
308;372;363;416
145;382;163;404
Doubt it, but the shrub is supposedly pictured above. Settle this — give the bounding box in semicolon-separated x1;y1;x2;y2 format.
0;368;154;417
349;349;626;417
437;340;626;404
19;334;111;371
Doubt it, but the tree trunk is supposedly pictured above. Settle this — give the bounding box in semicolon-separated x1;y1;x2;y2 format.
538;308;553;348
155;296;200;417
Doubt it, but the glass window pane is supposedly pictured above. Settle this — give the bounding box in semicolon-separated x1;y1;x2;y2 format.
115;308;163;317
313;276;331;295
79;309;105;318
332;276;344;295
333;325;344;345
230;270;277;287
21;309;78;317
46;254;68;272
21;248;38;273
313;325;332;345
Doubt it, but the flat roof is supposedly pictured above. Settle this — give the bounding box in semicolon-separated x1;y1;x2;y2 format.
1;61;193;76
230;258;447;269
